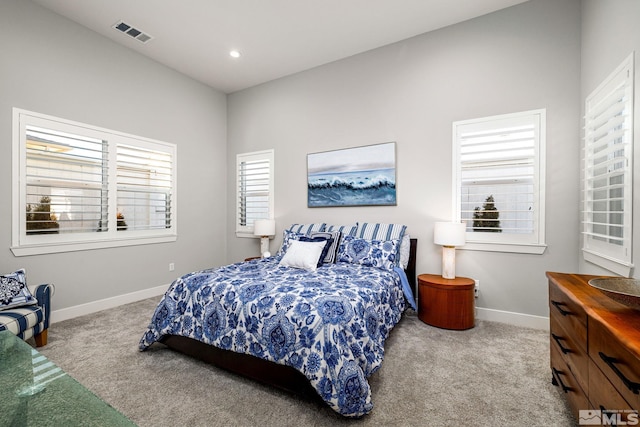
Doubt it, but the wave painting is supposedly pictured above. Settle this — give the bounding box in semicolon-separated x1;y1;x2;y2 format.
307;142;397;207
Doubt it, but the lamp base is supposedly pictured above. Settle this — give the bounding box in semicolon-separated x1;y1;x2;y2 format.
441;246;456;279
260;236;270;258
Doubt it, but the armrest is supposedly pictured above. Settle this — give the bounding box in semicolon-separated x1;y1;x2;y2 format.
35;284;53;329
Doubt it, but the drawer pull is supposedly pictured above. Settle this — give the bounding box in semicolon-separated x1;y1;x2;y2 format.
551;367;571;393
551;300;571;316
551;333;571;354
599;352;640;395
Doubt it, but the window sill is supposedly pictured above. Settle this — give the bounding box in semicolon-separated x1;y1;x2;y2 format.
460;242;547;255
236;231;258;239
582;250;633;277
11;235;176;257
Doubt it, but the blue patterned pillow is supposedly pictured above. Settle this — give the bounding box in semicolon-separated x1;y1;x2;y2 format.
355;222;407;241
0;269;38;311
276;230;306;257
286;223;326;235
337;236;401;271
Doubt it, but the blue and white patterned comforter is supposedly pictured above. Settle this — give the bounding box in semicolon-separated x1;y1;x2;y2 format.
139;257;407;417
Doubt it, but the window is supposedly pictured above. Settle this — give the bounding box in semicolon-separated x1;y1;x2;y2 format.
453;109;546;254
236;149;274;237
12;109;176;256
582;54;634;276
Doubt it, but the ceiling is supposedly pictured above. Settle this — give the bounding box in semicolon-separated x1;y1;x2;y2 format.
31;0;528;94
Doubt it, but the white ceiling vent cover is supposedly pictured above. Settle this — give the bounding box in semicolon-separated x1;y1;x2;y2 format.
113;21;153;43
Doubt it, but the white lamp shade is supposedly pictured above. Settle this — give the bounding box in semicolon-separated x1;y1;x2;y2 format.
253;219;276;237
434;222;466;247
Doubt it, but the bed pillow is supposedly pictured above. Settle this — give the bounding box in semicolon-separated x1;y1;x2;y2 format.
309;231;341;263
355;222;407;241
299;236;333;267
279;240;328;271
337;236;401;271
0;269;38;311
286;223;326;236
325;223;358;236
399;234;411;270
276;230;305;257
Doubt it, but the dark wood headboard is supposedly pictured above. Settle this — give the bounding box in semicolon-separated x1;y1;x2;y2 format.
407;238;418;300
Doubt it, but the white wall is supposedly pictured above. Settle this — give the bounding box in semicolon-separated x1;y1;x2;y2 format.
579;0;640;278
0;0;228;314
227;0;582;323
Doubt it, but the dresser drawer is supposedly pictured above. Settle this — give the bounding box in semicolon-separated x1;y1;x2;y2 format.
589;318;640;410
551;343;589;421
549;281;587;348
589;359;637;421
550;314;588;394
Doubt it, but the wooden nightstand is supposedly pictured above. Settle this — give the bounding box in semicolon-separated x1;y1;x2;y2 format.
418;274;475;330
244;256;261;261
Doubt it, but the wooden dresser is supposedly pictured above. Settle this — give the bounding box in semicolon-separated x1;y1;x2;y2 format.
547;272;640;423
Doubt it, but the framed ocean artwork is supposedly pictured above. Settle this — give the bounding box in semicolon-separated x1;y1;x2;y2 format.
307;142;397;207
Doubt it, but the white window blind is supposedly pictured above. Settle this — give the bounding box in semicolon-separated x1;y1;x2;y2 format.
236;150;274;236
12;109;177;256
117;144;173;231
454;110;546;253
25;125;108;235
582;53;634;275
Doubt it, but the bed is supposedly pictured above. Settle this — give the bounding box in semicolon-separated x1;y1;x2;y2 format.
139;223;417;417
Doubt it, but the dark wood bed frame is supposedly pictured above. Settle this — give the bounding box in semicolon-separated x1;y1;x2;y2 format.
160;238;417;397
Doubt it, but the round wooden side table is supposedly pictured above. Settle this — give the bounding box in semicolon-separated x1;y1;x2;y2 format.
418;274;475;330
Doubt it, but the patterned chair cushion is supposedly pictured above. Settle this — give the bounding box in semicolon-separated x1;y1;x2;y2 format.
0;305;44;337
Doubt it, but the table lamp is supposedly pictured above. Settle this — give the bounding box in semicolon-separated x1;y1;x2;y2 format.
254;219;276;258
434;221;466;279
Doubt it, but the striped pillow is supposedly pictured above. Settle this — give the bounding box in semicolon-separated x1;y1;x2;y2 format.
355;223;407;241
325;223;358;237
286;223;326;235
309;231;342;263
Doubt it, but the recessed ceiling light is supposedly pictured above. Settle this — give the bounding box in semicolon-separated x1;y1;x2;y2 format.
229;50;241;58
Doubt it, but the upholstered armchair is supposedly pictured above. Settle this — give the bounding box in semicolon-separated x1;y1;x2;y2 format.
0;269;53;347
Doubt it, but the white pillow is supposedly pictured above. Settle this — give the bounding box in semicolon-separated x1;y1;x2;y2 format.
279;240;327;271
399;234;411;269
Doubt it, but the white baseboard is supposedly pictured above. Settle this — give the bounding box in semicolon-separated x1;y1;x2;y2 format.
476;306;549;331
50;285;168;324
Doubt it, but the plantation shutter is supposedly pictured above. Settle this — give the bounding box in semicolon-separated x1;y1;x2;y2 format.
457;113;540;235
582;54;634;274
117;144;174;231
25;125;107;234
236;150;274;234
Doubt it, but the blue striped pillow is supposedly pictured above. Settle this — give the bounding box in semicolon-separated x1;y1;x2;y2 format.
355;223;407;241
286;223;326;235
325;223;358;236
309;231;342;263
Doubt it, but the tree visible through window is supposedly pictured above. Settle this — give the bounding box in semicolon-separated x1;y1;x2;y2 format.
472;195;501;233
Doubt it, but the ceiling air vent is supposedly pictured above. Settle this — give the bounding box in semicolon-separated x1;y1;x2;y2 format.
113;21;153;43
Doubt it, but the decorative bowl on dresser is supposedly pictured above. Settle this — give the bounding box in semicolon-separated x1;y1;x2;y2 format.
547;272;640;424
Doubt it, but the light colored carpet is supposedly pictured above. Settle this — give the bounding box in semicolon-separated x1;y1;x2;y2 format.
38;297;575;426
